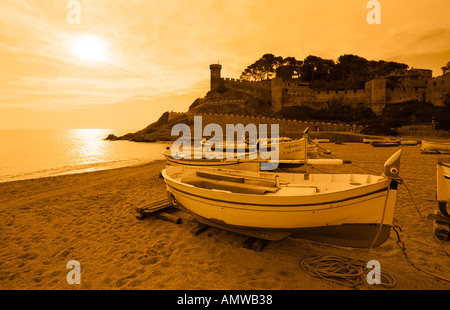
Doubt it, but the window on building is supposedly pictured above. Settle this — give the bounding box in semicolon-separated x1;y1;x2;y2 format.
433;82;437;86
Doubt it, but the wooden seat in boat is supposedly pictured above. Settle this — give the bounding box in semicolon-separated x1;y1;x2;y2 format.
180;171;280;195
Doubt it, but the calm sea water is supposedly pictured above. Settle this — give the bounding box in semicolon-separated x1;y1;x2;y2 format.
0;129;169;183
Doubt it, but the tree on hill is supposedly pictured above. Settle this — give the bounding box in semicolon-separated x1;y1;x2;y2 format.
300;55;335;82
442;61;450;75
241;53;409;90
329;55;407;83
240;53;283;81
275;57;303;79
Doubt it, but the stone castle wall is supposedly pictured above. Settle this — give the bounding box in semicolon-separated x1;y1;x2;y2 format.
168;111;365;136
212;65;450;114
221;78;271;102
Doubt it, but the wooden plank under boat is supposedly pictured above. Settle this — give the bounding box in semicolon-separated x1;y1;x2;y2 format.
162;150;402;248
421;140;450;154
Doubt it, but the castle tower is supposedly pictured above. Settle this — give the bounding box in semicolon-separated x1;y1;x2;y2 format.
370;78;387;114
270;77;283;112
210;63;223;92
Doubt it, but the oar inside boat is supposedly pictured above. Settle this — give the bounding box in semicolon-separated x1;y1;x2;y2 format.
180;171;281;195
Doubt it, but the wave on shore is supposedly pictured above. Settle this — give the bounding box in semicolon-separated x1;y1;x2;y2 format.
0;158;161;183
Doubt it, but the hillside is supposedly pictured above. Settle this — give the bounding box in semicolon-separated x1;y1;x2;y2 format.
106;87;278;142
106;67;449;142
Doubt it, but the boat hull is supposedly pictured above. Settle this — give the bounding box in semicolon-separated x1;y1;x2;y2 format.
162;167;398;247
421;140;450;154
370;140;401;147
437;161;450;203
400;140;419;146
164;152;261;171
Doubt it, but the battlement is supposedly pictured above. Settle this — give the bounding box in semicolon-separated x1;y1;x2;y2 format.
169;111;365;135
209;63;449;114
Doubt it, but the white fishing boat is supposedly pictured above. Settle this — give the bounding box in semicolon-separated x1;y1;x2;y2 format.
164;137;346;171
370;139;401;147
400;140;419;146
363;138;385;144
312;138;330;143
258;136;319;159
421;140;450;154
437;160;450;217
259;137;310;160
163;147;262;171
162;150;402;248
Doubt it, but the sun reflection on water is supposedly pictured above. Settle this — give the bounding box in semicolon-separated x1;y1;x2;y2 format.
68;129;111;164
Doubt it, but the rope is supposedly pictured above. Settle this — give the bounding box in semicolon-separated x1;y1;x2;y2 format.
393;178;450;283
400;179;450;258
299;179;396;289
300;144;450;286
300;255;396;289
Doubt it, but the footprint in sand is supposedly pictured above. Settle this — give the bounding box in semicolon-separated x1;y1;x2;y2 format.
114;272;138;288
17;252;39;260
138;255;159;266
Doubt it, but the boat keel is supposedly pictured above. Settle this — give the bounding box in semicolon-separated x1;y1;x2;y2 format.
192;212;391;248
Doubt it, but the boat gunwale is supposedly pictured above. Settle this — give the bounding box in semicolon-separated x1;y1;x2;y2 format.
164;180;390;210
162;168;392;208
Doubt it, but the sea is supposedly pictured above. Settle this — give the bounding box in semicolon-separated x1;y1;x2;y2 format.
0;129;169;183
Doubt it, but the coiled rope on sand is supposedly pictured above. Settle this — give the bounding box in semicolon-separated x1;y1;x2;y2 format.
300;255;396;289
301;144;450;288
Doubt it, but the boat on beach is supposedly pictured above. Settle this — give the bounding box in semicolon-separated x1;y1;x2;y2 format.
312;138;330;143
400;140;419;146
163;147;262;171
163;137;346;171
421;140;450;154
162;150;402;248
370;139;401;147
257;136;319;159
437;160;450;217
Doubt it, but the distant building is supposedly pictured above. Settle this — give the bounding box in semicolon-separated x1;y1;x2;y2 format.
209;64;450;114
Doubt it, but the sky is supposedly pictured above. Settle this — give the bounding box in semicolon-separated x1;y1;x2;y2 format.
0;0;449;129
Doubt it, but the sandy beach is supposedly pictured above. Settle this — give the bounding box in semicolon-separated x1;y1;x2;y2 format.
1;143;450;290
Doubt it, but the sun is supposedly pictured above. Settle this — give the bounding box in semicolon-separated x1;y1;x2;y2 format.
70;34;108;62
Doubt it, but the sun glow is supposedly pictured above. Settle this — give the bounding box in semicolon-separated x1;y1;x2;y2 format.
70;34;108;62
